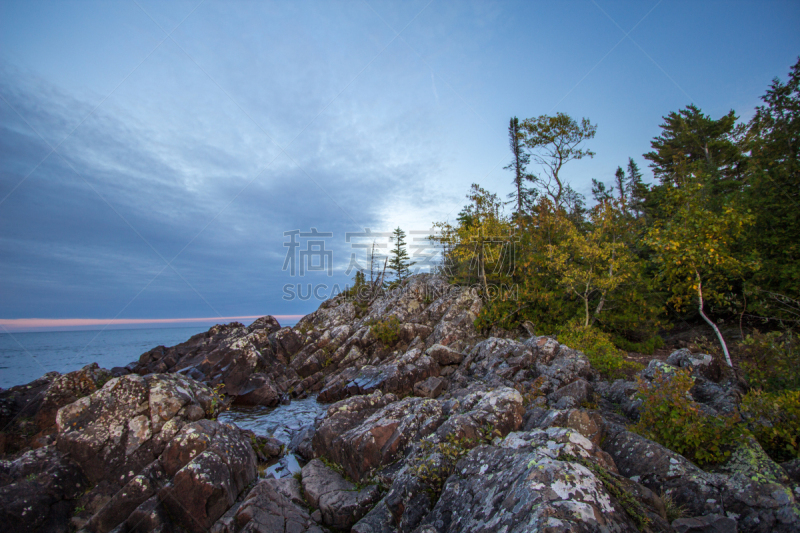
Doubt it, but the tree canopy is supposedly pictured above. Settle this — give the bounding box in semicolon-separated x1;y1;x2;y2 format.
433;57;800;363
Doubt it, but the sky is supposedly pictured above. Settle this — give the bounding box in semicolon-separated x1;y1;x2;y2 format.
1;0;799;332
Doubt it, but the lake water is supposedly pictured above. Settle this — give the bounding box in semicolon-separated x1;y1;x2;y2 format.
0;327;208;389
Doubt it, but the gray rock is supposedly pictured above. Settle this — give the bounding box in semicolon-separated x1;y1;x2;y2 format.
56;373;214;486
690;377;744;416
318;349;440;403
413;377;444;398
596;379;641;420
301;459;381;530
316;396;446;482
235;479;324;533
234;373;280;406
672;513;738;533
534;408;607;447
413;427;670;533
289;424;317;461
640;359;679;381
158;420;257;532
549;378;593;406
124;495;173;533
425;344;463;366
130;316;303;405
665;348;722;380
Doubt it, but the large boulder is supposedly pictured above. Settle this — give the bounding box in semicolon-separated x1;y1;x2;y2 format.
55;373;213;485
312;391;399;470
0;365;111;455
233;478;325;533
301;459;382;529
158;420;257;533
131;316;303;405
666;348;721;381
405;428;671;533
432;386;525;444
314;387;524;484
316;396;446;482
35;363;112;430
50;373;257;533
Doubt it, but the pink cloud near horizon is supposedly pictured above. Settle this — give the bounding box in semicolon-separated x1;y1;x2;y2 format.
0;315;306;331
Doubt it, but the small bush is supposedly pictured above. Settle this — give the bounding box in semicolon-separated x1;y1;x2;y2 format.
410;429;495;503
207;383;228;419
558;321;642;380
738;330;800;392
613;335;665;355
370;316;401;345
661;491;687;523
740;389;800;462
633;368;743;466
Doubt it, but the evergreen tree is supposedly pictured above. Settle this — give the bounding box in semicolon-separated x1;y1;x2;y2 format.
744;57;800;314
626;158;647;216
614;167;627;203
644;104;744;193
388;227;415;283
504;116;533;222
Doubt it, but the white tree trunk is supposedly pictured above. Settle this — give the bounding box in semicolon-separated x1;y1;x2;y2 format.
696;271;733;368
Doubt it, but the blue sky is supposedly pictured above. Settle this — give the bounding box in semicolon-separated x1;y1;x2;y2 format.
1;0;798;329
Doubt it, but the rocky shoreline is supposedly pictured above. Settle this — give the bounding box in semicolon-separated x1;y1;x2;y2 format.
2;274;798;532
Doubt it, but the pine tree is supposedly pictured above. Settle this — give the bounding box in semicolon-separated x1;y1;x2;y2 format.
744;57;800;313
626;158;646;216
614;167;627;203
643;105;744;196
504;116;533;222
388;227;415;283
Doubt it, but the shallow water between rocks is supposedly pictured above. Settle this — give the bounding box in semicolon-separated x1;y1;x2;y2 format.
218;396;326;479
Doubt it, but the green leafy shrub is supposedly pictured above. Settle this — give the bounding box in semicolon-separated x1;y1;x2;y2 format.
633;368;743;466
738;330;800;392
207;383;228;419
370;316;401;345
740;389;800;462
557;321;642;379
612;335;665;355
474;300;528;332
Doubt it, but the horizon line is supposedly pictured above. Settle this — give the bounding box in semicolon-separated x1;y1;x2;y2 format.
0;315;306;332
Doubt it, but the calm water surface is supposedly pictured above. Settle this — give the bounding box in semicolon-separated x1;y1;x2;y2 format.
0;327;208;388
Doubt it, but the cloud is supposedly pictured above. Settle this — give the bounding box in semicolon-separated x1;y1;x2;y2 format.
0;61;453;320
